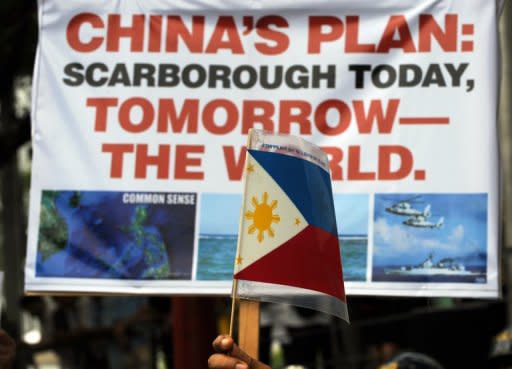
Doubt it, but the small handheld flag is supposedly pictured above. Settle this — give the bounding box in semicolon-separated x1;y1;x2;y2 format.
231;129;348;326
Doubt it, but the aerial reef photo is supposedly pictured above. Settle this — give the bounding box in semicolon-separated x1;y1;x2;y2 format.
372;193;488;283
37;190;196;280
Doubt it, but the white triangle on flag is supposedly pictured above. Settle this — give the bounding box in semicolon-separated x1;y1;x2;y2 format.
234;152;307;274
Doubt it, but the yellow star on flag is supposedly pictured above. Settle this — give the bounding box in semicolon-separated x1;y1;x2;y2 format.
235;255;243;265
295;218;301;225
247;164;254;173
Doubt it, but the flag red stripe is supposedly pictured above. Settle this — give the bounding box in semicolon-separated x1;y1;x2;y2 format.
234;225;346;301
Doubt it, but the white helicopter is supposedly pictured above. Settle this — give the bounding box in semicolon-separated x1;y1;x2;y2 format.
385;197;431;218
403;215;444;229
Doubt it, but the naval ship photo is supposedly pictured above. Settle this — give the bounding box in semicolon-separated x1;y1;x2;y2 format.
372;193;488;283
384;253;483;277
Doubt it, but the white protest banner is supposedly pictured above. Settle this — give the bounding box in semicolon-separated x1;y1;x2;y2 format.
26;0;499;297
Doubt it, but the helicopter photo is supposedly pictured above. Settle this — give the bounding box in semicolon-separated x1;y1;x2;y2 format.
373;193;487;283
403;215;444;229
384;195;444;229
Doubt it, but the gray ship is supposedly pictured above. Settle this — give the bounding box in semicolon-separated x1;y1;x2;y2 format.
385;254;478;276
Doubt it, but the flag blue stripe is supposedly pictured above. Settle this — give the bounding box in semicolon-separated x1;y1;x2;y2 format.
249;150;338;236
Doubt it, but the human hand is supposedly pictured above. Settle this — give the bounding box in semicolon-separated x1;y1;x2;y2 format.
0;329;16;368
208;335;271;369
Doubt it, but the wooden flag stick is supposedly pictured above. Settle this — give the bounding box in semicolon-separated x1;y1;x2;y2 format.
238;300;260;359
228;129;261;358
228;279;238;337
227;284;261;360
228;129;254;339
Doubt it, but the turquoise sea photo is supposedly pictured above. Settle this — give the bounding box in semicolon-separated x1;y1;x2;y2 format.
196;193;369;281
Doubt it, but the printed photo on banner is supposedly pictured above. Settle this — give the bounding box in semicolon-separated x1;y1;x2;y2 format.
196;193;240;281
372;193;487;283
197;192;368;282
37;191;196;280
334;194;369;282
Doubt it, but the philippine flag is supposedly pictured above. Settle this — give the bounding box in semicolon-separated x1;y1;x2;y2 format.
233;130;348;322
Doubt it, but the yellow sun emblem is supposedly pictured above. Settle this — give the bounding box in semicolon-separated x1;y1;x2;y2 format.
245;192;280;243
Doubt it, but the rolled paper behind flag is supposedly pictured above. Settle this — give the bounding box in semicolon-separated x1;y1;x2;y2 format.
233;129;348;322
